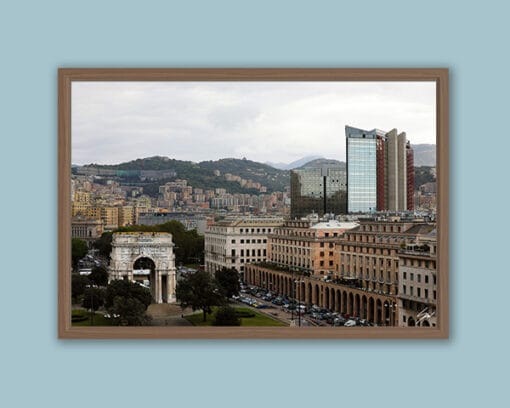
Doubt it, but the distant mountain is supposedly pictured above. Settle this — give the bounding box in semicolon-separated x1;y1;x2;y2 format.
413;144;436;167
298;158;345;169
266;155;323;170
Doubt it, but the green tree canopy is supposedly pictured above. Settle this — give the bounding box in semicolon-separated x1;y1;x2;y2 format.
72;238;88;270
104;280;152;326
215;267;240;299
92;232;113;258
213;305;241;326
82;287;105;311
72;274;90;299
176;270;224;322
89;266;109;287
110;296;150;326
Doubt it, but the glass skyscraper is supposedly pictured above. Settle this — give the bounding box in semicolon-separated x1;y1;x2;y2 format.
346;126;384;213
290;166;347;218
346;125;414;214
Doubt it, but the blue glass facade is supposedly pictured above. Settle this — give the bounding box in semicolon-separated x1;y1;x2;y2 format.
346;126;382;213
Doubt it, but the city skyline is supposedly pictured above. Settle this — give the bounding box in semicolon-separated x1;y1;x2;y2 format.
72;81;436;165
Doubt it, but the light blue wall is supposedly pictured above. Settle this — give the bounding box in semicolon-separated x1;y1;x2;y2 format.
1;1;507;407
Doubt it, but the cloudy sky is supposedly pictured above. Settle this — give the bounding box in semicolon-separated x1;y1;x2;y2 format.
72;81;436;165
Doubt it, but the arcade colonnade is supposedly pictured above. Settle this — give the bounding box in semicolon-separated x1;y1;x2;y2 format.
245;265;397;326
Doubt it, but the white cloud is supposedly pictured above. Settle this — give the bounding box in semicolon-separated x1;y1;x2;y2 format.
72;81;436;165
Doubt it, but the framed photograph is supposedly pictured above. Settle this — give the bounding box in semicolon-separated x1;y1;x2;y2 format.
59;68;448;339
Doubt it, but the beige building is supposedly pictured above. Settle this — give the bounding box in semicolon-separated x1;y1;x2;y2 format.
398;230;437;327
71;216;104;246
117;205;134;227
204;217;284;274
244;218;435;326
269;220;358;276
336;220;435;296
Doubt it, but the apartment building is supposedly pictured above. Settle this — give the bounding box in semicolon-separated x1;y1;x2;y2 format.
204;217;284;275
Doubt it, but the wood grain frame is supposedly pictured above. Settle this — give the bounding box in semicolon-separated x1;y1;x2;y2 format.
58;68;448;339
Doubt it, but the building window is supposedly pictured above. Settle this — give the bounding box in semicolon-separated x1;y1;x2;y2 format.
240;239;244;244
417;274;421;283
231;239;236;244
425;289;429;298
403;285;406;294
403;316;406;323
433;290;436;300
241;249;244;256
403;272;407;279
410;273;414;281
417;288;421;297
425;275;429;284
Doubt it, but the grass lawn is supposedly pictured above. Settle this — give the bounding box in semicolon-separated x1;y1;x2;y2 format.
185;306;286;327
72;309;113;326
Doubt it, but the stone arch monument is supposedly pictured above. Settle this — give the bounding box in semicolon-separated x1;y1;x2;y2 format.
109;232;176;303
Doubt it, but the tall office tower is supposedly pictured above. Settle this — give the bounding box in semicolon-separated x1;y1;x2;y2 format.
346;125;414;213
290;166;347;219
345;126;386;213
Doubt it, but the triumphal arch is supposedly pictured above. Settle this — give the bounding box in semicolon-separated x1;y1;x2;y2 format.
109;232;176;303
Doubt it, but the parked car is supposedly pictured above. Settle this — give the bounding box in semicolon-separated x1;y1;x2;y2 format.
344;319;357;327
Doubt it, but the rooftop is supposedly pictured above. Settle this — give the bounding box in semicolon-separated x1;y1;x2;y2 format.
310;221;359;230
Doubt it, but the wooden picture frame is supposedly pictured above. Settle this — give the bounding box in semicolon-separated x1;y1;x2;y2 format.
59;68;448;339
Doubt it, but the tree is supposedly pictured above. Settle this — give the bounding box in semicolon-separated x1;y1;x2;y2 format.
176;270;224;322
215;267;240;299
82;287;105;311
92;232;113;258
110;296;150;326
89;266;109;287
104;280;152;326
71;274;90;300
213;305;241;326
72;238;88;270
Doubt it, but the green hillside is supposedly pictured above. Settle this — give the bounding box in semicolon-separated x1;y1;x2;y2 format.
81;156;290;196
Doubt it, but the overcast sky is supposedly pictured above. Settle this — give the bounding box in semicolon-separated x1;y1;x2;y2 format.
72;81;436;165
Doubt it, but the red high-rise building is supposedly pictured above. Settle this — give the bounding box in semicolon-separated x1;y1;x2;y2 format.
406;142;414;211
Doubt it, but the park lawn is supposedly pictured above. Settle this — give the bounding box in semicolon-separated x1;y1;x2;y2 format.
185;306;286;327
72;309;113;326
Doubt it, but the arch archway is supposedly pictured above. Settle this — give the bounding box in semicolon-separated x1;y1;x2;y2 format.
348;293;354;316
361;295;367;319
408;316;416;327
376;299;382;325
368;297;375;323
109;232;176;304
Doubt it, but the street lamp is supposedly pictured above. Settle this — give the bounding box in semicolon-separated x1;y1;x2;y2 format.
294;278;305;327
384;301;397;326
